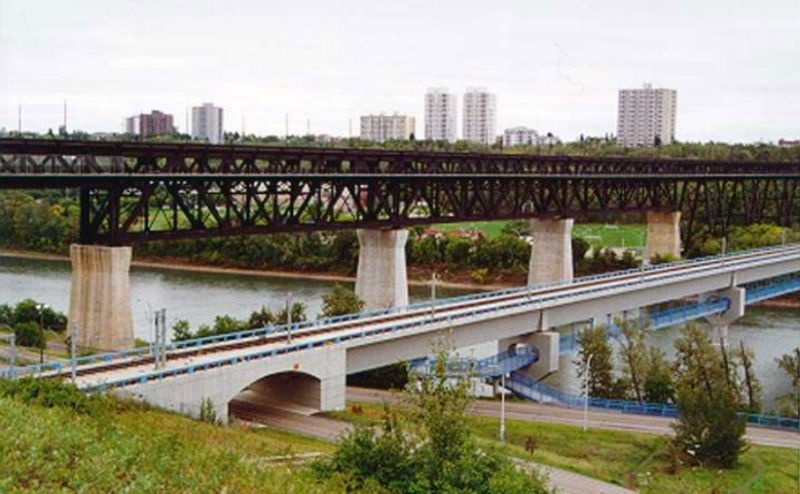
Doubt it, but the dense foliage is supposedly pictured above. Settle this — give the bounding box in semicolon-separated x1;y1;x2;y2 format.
171;302;308;341
321;284;365;317
0;298;67;348
775;348;800;418
314;345;551;494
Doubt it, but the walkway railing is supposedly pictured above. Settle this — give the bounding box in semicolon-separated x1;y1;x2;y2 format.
508;371;800;432
411;347;539;378
2;244;798;381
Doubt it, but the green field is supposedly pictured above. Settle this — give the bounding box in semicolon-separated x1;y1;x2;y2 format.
433;220;646;248
331;401;798;494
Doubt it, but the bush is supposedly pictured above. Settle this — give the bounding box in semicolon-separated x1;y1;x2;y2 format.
0;377;112;415
318;344;550;494
321;284;365;318
14;321;44;349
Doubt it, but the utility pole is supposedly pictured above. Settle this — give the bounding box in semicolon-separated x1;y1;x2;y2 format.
285;113;289;139
286;293;293;344
500;371;506;442
583;353;594;432
70;321;77;382
430;271;438;316
17;104;22;134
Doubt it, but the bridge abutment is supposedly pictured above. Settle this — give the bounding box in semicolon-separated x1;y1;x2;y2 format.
645;211;681;261
528;218;574;285
355;229;409;310
68;244;134;351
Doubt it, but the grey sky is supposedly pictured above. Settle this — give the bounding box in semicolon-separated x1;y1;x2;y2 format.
1;0;797;142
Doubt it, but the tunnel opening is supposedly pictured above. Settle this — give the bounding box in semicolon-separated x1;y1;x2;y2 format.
228;371;322;423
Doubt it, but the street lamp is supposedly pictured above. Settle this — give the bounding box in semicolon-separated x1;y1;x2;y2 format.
583;353;594;432
36;303;47;364
486;363;507;443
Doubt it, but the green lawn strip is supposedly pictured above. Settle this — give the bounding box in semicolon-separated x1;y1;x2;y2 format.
338;400;798;494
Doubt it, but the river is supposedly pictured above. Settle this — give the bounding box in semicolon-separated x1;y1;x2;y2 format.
0;255;796;413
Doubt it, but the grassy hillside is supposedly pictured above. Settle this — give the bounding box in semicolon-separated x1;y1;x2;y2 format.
330;401;799;494
0;380;341;494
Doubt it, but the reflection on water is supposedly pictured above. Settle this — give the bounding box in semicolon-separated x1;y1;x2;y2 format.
0;255;796;411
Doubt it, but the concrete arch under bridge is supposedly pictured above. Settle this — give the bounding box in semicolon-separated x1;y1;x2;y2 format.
122;345;346;424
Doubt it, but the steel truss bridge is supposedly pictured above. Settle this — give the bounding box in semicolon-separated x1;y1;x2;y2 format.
0;138;797;246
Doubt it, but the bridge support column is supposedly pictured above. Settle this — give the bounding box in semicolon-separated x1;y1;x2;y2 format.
528;218;573;286
499;331;559;381
708;286;745;345
645;211;681;261
355;229;409;310
68;244;134;351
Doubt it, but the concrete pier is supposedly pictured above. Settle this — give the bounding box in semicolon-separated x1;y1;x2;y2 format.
645;211;681;261
528;218;574;286
68;244;134;351
355;229;409;310
499;331;560;380
708;286;745;345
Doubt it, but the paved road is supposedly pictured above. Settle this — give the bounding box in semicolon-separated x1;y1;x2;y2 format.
231;391;637;494
347;387;799;450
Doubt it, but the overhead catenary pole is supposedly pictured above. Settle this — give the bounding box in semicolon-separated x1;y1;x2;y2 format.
583;353;595;432
286;293;293;344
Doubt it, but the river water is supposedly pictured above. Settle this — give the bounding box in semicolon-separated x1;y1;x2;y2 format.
0;255;796;413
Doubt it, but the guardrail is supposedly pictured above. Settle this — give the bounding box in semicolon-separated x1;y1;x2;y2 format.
2;244;798;382
507;371;800;432
411;347;539;378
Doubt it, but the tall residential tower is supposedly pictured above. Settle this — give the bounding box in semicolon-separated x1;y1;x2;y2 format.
424;88;457;142
191;103;224;144
617;83;677;147
462;87;496;145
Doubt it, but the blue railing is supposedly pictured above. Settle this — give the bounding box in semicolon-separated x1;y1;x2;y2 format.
745;276;800;304
411;347;539;378
507;371;799;431
2;244;798;381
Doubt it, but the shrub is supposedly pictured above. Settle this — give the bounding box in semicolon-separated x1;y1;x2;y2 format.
14;321;44;349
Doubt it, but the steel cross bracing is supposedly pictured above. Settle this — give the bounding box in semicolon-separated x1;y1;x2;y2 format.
1;138;798;246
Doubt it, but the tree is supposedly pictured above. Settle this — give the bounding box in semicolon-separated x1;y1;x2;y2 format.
314;341;550;493
776;348;800;417
15;321;44;349
672;324;747;468
321;284;365;318
735;341;762;414
614;318;648;402
642;346;675;404
575;325;619;399
171;319;192;341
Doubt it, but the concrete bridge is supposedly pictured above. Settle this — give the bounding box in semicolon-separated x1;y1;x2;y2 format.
10;244;798;423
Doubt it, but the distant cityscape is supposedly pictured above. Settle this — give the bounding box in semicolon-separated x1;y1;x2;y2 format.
2;83;797;148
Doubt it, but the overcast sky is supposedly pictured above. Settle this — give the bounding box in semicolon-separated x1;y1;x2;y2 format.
1;0;797;142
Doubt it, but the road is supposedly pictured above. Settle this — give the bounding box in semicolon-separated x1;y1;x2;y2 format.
230;391;636;494
347;387;799;450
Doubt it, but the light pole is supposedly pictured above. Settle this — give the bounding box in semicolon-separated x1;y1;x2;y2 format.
36;303;47;364
500;370;506;443
286;292;293;344
583;353;594;432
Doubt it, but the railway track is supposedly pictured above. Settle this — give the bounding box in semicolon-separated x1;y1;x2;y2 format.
49;245;800;383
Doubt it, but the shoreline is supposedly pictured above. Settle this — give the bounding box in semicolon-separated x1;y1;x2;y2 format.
1;248;797;307
0;248;501;292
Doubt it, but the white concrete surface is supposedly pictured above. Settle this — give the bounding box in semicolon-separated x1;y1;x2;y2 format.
529;218;574;285
355;229;409;310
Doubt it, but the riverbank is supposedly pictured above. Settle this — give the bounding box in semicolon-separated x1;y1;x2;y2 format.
0;248;504;292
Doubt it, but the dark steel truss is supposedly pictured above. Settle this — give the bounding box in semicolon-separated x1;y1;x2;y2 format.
1;138;798;247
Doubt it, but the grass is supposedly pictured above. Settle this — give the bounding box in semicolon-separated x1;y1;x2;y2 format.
331;401;799;494
0;389;342;494
432;220;646;248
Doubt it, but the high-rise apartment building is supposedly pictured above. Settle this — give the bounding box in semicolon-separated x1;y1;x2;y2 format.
191;103;224;144
424;88;457;142
360;114;415;142
617;83;677;147
124;110;174;137
462;88;496;145
503;126;540;147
